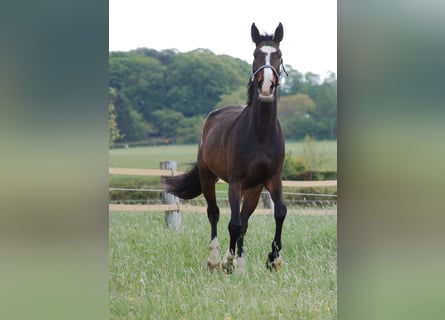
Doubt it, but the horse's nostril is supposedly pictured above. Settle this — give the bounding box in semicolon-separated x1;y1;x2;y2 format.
269;81;275;94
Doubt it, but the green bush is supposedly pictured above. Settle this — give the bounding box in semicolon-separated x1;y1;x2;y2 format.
282;152;337;181
282;153;308;180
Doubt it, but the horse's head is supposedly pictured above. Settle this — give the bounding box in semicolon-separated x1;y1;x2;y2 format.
250;23;284;102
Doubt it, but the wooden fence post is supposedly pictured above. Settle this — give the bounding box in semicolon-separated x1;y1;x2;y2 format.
160;160;181;230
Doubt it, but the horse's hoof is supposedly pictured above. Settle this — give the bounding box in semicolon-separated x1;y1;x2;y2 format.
207;238;221;272
207;259;220;271
222;251;235;274
234;255;247;275
266;254;282;271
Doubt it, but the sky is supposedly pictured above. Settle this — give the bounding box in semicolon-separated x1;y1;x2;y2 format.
109;0;337;77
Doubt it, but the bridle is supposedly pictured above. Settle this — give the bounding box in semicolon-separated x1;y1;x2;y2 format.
250;59;288;85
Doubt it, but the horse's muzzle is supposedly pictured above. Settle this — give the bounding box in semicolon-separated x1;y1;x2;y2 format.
257;67;277;101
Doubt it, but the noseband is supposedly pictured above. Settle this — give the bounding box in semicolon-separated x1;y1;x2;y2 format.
250;61;288;85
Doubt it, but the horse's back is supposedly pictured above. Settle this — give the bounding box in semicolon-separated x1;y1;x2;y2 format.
205;105;245;125
202;105;245;141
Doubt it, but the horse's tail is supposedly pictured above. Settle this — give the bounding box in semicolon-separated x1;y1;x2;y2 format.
161;163;202;200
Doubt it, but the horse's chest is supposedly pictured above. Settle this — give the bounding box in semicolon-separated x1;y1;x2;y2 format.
243;150;279;182
227;132;283;185
249;152;275;171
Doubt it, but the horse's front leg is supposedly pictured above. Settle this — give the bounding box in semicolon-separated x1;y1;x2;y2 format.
232;185;263;274
222;182;242;274
266;177;287;271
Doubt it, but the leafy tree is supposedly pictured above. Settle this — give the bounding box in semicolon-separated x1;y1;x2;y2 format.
151;109;185;139
310;72;337;139
284;71;337;140
215;86;247;108
278;93;316;140
108;48;336;144
109;54;167;119
282;114;320;140
166;49;248;117
279;67;304;96
127;108;152;142
175;115;205;144
301;72;322;96
278;93;315;118
109;87;122;146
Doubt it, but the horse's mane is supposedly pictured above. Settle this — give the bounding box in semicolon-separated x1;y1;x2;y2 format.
246;79;254;106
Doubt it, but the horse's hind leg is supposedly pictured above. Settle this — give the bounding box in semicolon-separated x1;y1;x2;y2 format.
265;176;287;271
206;200;221;271
199;167;221;271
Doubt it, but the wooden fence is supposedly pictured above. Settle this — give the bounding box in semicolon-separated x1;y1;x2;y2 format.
109;167;337;188
109;165;337;217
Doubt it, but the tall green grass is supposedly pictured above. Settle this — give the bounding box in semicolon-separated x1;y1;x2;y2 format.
110;211;337;319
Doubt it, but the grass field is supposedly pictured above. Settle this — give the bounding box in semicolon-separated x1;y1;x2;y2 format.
109;141;337;318
109;211;337;319
109;140;337;172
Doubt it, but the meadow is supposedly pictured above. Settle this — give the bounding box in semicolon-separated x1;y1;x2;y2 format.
109;211;337;319
109;141;337;319
109;140;337;171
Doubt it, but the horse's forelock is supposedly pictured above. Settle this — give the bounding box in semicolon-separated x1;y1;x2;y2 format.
255;34;274;45
261;33;274;41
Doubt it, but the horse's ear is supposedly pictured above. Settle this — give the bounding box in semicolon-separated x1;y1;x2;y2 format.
274;23;283;42
251;23;261;44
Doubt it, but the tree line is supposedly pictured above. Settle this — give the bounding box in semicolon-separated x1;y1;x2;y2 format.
109;48;336;146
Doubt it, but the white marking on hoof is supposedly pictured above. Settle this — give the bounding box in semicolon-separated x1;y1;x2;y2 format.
233;255;247;275
222;250;235;274
207;238;221;271
266;254;283;271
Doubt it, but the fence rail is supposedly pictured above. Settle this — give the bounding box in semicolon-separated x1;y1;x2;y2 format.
109;203;336;216
109;167;337;188
110;165;336;217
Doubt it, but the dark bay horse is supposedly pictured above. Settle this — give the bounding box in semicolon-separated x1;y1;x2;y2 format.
162;23;287;273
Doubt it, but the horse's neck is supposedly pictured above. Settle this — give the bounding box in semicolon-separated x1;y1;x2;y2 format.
249;99;279;141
